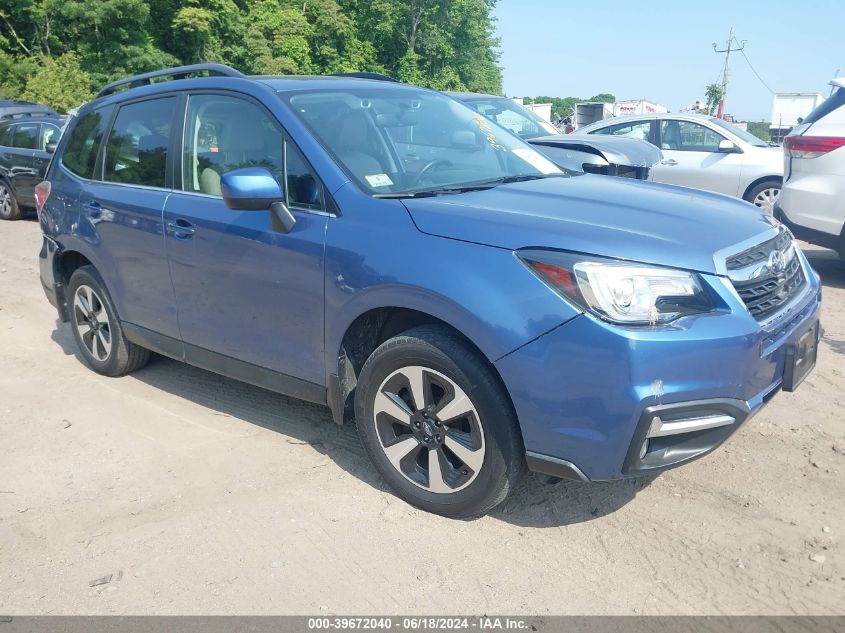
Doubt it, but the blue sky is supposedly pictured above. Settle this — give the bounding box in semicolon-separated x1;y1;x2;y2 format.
493;0;845;121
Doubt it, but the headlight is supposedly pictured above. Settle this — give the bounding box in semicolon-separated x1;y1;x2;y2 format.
519;250;714;325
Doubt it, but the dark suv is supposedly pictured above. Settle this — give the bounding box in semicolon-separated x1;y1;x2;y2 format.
36;65;820;517
0;114;64;220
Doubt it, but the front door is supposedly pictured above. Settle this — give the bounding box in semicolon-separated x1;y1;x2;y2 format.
651;119;742;196
163;93;328;387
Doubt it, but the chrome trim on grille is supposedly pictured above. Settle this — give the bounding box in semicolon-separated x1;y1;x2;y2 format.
716;225;812;325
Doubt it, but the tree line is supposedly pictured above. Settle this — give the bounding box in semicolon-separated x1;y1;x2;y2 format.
0;0;503;112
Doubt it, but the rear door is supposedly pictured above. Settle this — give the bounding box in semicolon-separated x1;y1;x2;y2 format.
77;95;181;340
163;92;328;388
2;122;39;205
651;118;742;195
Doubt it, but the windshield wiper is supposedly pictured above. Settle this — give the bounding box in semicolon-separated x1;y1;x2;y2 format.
372;173;567;199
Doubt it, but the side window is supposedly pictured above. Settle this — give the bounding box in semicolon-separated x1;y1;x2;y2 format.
182;94;283;197
661;120;724;152
63;108;111;179
11;123;38;150
105;97;176;188
604;121;652;141
285;141;324;211
39;124;61;150
0;125;10;146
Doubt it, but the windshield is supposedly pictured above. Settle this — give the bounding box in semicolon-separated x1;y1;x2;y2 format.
709;117;769;147
462;97;559;139
286;87;562;196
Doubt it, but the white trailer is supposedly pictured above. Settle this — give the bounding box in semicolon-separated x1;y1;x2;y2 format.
573;102;614;130
572;99;669;130
612;99;669;117
770;93;825;142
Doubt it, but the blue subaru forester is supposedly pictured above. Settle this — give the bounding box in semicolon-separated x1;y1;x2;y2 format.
36;65;822;517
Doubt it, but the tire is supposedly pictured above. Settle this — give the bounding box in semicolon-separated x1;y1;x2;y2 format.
67;265;150;376
0;180;22;220
744;180;781;215
354;325;524;518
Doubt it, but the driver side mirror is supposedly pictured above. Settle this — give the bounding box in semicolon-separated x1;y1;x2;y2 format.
221;167;296;233
45;142;58;154
718;139;740;153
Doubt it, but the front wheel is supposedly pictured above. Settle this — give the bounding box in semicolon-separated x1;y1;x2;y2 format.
354;326;524;518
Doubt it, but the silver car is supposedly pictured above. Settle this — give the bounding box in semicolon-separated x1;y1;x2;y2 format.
448;93;661;180
579;113;784;213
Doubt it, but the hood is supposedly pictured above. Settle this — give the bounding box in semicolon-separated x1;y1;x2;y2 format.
529;133;662;167
402;175;777;274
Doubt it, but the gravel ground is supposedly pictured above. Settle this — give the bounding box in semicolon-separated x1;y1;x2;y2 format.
0;218;843;615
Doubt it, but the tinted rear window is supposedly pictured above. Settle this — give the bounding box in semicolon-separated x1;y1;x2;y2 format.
63;107;112;179
104;97;175;188
11;123;38;149
804;87;845;125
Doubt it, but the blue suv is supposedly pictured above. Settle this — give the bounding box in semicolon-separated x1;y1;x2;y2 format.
37;64;822;517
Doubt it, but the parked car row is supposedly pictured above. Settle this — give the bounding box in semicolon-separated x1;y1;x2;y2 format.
34;64;821;517
448;92;662;179
579;112;784;214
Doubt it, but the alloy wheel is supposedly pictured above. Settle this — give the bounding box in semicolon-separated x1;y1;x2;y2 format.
0;184;11;217
752;187;780;215
373;366;485;494
73;284;112;361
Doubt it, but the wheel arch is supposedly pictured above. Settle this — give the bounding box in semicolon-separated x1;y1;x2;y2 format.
742;175;782;202
330;303;520;436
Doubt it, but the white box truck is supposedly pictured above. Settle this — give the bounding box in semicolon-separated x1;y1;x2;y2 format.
770;93;825;143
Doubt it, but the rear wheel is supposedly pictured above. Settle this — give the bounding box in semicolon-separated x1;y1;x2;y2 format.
67;266;150;376
355;325;524;518
745;180;781;215
0;181;22;220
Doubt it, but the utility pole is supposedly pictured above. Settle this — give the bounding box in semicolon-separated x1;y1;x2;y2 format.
712;27;745;119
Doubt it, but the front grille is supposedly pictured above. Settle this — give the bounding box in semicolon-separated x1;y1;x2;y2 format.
726;229;792;271
732;252;806;321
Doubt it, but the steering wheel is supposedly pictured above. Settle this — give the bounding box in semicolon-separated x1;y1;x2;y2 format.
409;159;453;187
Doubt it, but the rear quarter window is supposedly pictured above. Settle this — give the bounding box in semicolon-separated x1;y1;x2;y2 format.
62;107;113;179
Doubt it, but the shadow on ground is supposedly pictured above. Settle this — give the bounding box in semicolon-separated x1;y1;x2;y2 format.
802;243;845;290
51;321;651;528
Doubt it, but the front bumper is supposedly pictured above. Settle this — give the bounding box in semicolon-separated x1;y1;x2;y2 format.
496;253;822;481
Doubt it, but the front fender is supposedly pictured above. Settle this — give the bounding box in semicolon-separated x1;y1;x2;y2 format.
323;189;581;382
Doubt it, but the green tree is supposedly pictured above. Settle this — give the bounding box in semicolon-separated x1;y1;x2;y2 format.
746;121;771;143
705;83;723;116
0;0;504;98
21;52;92;112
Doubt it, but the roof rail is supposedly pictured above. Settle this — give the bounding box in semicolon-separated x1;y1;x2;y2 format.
96;63;246;98
331;72;400;83
0;111;57;120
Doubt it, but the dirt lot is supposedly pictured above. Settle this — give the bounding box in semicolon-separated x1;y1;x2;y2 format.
0;217;843;615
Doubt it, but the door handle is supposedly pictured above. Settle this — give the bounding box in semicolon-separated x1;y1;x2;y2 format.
660;159;678;166
83;200;102;219
166;218;196;239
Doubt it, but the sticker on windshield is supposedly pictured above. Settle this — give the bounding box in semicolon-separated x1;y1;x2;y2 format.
365;173;394;188
512;149;560;175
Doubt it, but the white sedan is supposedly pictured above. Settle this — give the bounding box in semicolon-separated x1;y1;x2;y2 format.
579;113;783;213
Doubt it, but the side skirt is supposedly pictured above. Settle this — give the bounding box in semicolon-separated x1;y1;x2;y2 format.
122;323;327;407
